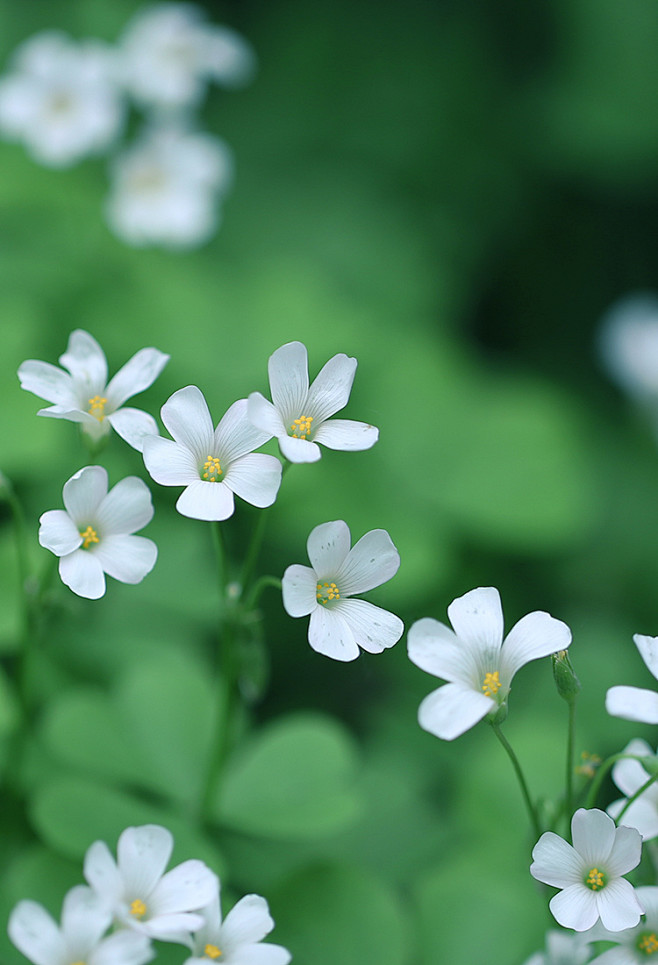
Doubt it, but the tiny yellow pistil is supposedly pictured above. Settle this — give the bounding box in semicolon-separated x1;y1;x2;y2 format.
639;932;658;955
88;396;107;421
202;456;222;482
130;898;147;918
316;581;340;605
482;670;501;698
291;415;313;439
204;945;222;960
585;867;606;891
79;525;99;549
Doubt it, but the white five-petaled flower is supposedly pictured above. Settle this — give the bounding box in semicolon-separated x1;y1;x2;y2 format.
248;341;379;463
143;385;282;520
584;886;658;963
607;634;658;725
184;891;291;965
18;329;169;452
530;808;644;933
84;824;218;944
39;465;157;600
0;31;123;167
608;738;658;841
9;885;153;965
406;586;572;740
282;519;403;661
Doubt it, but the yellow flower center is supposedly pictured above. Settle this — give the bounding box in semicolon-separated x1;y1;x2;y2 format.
291;415;313;439
70;961;86;965
585;867;606;891
88;396;107;421
638;932;658;955
482;671;501;698
204;945;222;960
202;456;222;482
317;581;340;605
79;525;99;549
130;898;147;918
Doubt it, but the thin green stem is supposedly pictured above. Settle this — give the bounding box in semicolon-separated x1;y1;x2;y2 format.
565;699;576;834
239;507;270;598
490;722;541;841
210;520;229;602
244;575;282;611
616;773;658;823
585;753;649;810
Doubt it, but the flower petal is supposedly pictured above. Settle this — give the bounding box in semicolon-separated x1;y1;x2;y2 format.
313;418;378;452
84;840;123;903
38;509;83;556
308;605;360;661
572;808;617;866
550;884;598;931
307;520;351;576
531;831;583;887
220;895;274;950
18;359;78;407
93;535;157;584
224;944;292;965
143;911;204;940
417;681;493;740
597;878;643;931
59;549;106;599
247;392;286;438
306;353;357;422
38;404;99;425
8;900;66;965
107;407;160;452
214;399;272;463
161;385;214;458
267;341;309;421
150;860;218;916
501;611;572;679
92;929;153;965
61;884;111;952
634;634;658;681
606;685;658;724
278;434;321;463
611;739;654;797
223;453;281;508
606;824;643;877
281;565;318;617
59;329;108;391
95;476;154;535
105;347;169;408
336;528;399;595
62;466;108;525
447;587;504;653
407;617;469;683
336;598;403;653
143;435;199;485
176;479;235;520
117;825;173;899
608;794;658;841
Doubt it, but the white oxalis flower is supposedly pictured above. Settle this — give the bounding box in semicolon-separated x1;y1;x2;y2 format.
9;884;153;965
585;886;658;963
143;385;282;520
39;465;157;600
530;808;644;933
184;892;291;965
406;586;572;740
522;929;592;965
608;738;658;841
282;519;403;661
248;341;379;463
84;824;218;943
0;30;123;166
607;634;658;725
18;329;169;452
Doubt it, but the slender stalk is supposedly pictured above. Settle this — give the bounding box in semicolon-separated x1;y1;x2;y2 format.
615;773;658;823
564;699;576;834
239;507;270;598
585;753;649;810
243;574;282;611
490;721;541;841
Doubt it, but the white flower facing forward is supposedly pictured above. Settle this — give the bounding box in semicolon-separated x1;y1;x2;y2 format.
607;634;658;725
106;125;233;249
9;885;153;965
407;586;572;741
608;739;658;841
585;886;658;963
184;892;291;965
248;341;379;463
118;3;255;111
0;31;123;167
39;466;157;600
530;808;644;933
84;824;218;943
143;385;282;521
18;329;169;452
282;520;403;661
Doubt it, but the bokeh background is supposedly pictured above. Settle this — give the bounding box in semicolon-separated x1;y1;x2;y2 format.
1;0;658;962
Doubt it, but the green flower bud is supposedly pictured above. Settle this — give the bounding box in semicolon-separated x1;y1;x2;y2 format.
552;649;581;703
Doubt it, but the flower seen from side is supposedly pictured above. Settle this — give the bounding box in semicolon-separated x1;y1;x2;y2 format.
8;885;153;965
606;634;658;725
282;519;403;661
585;886;658;963
83;824;218;943
248;341;379;463
18;329;169;452
143;385;281;520
39;465;157;600
530;808;644;932
608;738;658;841
184;891;291;965
406;586;572;740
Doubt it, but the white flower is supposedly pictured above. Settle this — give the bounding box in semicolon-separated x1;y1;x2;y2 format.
9;885;153;965
530;808;644;932
607;634;658;724
39;466;157;600
84;824;218;944
585;886;658;962
184;892;291;965
143;385;281;520
608;738;658;841
247;341;379;463
18;329;169;452
282;519;403;661
118;3;255;110
106;125;232;249
0;31;123;166
407;586;572;740
522;929;592;965
598;293;658;401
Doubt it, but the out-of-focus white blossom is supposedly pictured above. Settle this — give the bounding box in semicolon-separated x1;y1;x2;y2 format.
184;892;291;965
599;293;658;402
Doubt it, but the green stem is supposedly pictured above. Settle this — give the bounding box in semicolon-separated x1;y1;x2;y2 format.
244;575;282;611
565;699;576;834
239;507;270;598
615;773;658;823
585;753;649;810
490;721;542;841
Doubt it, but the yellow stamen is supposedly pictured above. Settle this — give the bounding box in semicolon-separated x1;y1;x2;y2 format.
316;581;340;604
204;945;222;960
585;867;605;890
130;898;147;918
639;932;658;955
79;525;99;549
88;396;107;421
291;415;313;439
482;670;501;698
202;456;222;482
576;751;602;778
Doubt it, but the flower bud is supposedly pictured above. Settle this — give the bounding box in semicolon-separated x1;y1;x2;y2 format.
552;649;581;703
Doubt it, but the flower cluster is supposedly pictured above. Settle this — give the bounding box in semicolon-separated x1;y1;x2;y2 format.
9;824;291;965
0;3;253;247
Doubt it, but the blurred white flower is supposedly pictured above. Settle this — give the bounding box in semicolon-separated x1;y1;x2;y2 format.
118;3;255;111
599;293;658;402
9;885;153;965
522;929;592;965
282;519;403;661
0;30;123;166
184;892;291;965
608;738;658;841
606;634;658;725
585;886;658;963
106;125;232;248
39;465;157;600
248;341;379;463
143;385;281;520
407;586;572;740
18;328;169;452
530;808;643;932
84;824;218;944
